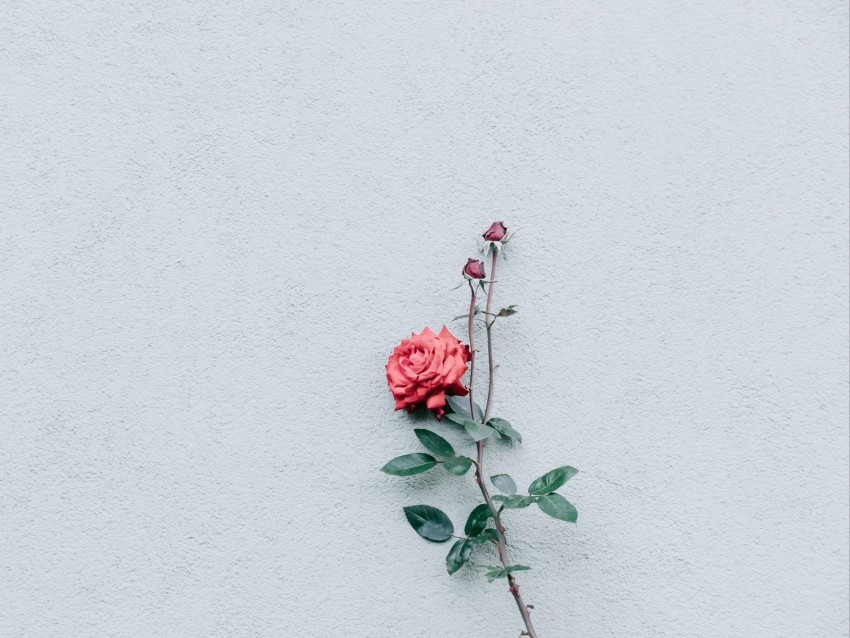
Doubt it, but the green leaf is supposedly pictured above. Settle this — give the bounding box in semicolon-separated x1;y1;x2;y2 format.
445;413;498;442
443;456;473;476
485;567;506;582
528;466;579;495
490;474;517;495
446;395;484;422
452;306;481;321
464;504;492;537
487;417;522;443
444;412;467;426
466;421;499;442
413;429;455;458
497;305;518;317
402;505;454;542
537;493;578;522
381;453;438;476
446;540;473;575
493;495;536;509
485;564;532;582
472;528;499;544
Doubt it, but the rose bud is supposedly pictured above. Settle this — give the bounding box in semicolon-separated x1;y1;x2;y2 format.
386;326;470;420
462;258;486;280
483;221;507;241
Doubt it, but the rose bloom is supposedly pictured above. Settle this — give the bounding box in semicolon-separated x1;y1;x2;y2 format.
386;326;469;420
483;221;507;241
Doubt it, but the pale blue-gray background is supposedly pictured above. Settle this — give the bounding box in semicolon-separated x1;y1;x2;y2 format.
2;2;848;637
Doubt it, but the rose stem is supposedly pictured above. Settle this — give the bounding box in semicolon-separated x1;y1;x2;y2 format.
467;248;539;638
467;280;477;420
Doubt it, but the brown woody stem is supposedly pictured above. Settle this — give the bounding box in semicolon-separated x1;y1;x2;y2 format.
467;281;477;420
467;248;539;638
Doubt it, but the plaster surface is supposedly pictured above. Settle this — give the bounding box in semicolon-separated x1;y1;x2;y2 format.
2;2;848;637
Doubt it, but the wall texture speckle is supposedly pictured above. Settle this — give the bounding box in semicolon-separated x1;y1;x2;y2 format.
2;2;848;637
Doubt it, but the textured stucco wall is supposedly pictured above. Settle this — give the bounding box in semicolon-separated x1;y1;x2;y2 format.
2;2;848;637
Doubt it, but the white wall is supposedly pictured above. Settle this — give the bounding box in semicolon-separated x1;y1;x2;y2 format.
2;2;848;637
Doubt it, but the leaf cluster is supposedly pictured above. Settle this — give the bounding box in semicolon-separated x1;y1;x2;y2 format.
491;466;579;522
381;428;472;478
381;383;579;584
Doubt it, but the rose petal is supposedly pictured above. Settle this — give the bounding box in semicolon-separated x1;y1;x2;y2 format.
425;391;446;410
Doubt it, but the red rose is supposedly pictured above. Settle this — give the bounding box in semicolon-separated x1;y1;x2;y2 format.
462;258;486;279
386;326;469;420
483;221;507;241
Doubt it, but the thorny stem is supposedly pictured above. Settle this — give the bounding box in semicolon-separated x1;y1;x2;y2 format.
467;248;539;638
467;281;477;422
481;251;497;425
